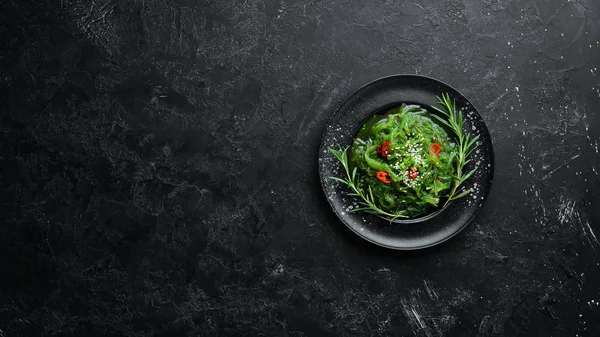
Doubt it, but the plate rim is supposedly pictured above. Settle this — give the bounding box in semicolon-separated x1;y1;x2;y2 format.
318;74;496;250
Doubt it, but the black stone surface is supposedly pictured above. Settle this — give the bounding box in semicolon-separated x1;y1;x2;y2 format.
0;0;599;336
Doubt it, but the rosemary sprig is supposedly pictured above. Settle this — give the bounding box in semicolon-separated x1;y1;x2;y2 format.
328;147;408;221
430;93;479;206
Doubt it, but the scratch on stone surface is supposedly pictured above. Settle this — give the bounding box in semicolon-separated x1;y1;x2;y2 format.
484;91;508;111
401;299;432;337
423;280;439;300
297;74;332;139
557;198;576;225
566;7;587;49
484;248;510;262
449;288;475;307
412;308;426;330
577;211;599;249
543;256;560;281
478;315;490;334
542;153;581;180
86;5;115;31
543;1;574;26
558;64;584;74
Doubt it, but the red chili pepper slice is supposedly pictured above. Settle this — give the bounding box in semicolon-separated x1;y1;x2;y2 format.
376;171;391;184
377;141;391;158
430;142;441;157
381;141;391;157
408;167;419;179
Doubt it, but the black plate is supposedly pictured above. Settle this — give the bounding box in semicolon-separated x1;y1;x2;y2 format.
318;75;494;250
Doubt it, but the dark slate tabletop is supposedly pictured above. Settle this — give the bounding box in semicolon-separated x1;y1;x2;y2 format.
1;0;599;336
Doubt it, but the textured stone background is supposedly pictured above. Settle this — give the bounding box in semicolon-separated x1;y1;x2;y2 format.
0;0;599;336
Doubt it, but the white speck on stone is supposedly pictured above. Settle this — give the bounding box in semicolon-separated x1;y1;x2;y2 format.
271;264;284;276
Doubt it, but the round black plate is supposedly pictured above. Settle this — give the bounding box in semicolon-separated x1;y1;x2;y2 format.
318;75;494;250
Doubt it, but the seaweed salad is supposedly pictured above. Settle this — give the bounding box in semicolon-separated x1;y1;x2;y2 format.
329;93;478;221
